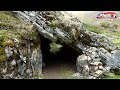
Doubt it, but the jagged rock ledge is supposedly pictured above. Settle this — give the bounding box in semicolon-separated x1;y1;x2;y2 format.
12;11;120;79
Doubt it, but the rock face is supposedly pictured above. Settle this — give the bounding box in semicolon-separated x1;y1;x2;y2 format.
0;11;120;79
0;12;42;79
76;47;106;79
12;11;120;79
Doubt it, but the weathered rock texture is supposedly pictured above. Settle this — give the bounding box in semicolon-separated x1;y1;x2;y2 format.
0;12;42;79
12;11;120;79
0;11;120;79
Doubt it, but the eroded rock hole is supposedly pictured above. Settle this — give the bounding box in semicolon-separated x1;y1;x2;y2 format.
40;35;81;79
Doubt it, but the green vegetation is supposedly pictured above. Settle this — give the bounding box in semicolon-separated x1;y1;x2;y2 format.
83;22;120;79
0;47;7;61
101;22;110;28
50;20;58;29
113;38;120;48
0;11;21;24
0;11;40;62
50;42;63;53
0;55;7;61
0;11;40;46
83;23;120;48
102;75;120;79
83;23;105;34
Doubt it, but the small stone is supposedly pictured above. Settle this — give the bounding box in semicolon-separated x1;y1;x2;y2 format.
29;73;32;76
20;55;23;59
10;60;16;66
2;68;7;73
26;69;31;74
93;58;101;62
94;66;98;71
29;12;36;16
13;49;18;54
92;52;96;55
90;62;102;66
5;46;13;58
94;70;103;77
104;66;111;71
98;66;104;70
88;50;92;53
87;56;91;61
13;38;19;43
23;57;27;63
88;76;96;79
91;47;97;52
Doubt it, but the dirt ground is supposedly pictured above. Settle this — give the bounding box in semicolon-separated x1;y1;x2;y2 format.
42;60;77;79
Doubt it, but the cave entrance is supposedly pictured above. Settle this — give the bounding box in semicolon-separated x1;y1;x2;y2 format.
40;35;80;79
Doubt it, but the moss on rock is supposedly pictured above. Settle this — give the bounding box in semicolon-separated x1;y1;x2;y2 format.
0;47;7;61
0;11;41;62
0;55;7;61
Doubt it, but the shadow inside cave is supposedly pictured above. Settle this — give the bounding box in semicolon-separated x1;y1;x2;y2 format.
40;35;81;79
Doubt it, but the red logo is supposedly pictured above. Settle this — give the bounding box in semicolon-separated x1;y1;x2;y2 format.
96;11;118;19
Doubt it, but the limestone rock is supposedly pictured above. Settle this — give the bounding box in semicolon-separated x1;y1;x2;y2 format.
94;70;104;77
10;60;16;66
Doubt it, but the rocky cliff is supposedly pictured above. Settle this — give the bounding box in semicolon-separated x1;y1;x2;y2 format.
0;11;120;79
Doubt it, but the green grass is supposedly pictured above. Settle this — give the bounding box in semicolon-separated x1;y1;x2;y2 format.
105;32;120;48
83;23;106;34
83;23;120;48
113;38;120;48
0;11;21;24
102;75;120;79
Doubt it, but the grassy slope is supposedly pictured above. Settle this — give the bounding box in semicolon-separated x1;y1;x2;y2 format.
0;11;40;61
102;75;120;79
83;23;120;48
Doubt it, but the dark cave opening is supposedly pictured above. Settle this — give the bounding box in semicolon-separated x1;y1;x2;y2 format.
40;35;81;78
